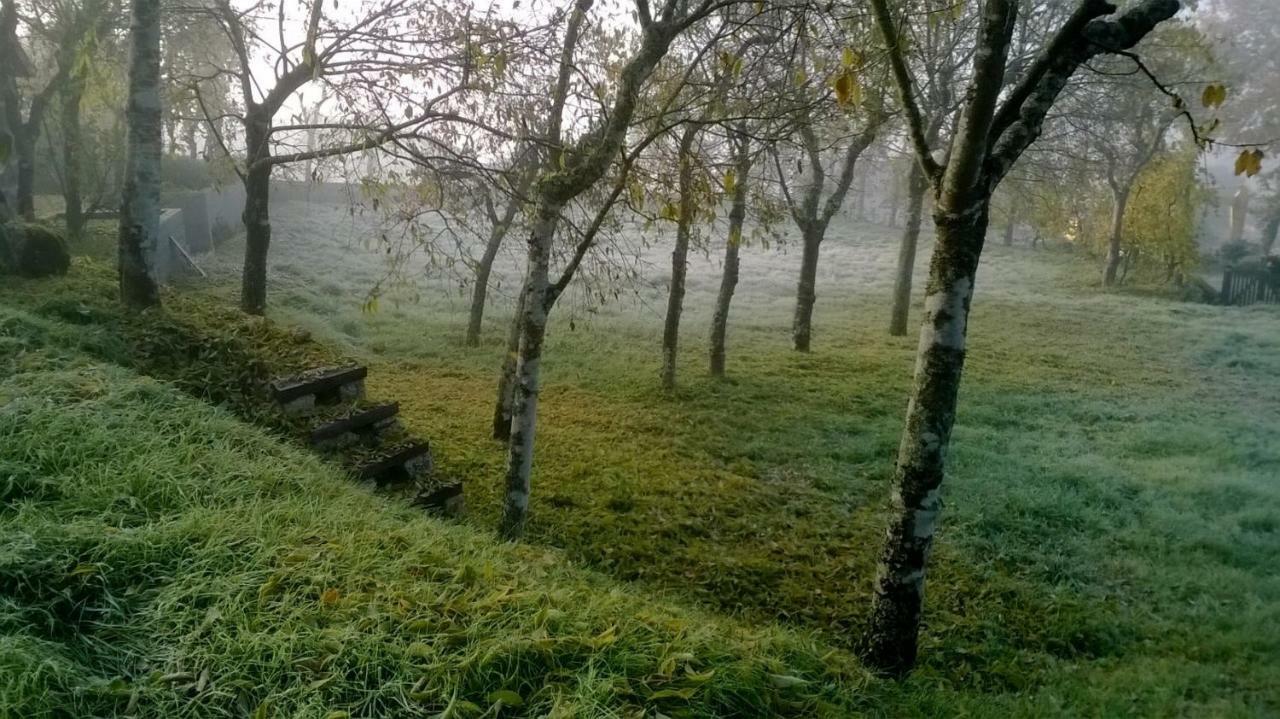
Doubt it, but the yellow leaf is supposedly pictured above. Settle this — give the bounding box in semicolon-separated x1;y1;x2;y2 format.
1201;83;1227;109
320;588;340;605
833;72;860;107
1235;149;1265;177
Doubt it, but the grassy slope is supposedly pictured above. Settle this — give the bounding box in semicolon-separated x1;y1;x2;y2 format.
1;296;874;718
189;202;1278;715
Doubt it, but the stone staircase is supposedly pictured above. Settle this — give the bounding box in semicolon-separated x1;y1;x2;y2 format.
270;365;463;516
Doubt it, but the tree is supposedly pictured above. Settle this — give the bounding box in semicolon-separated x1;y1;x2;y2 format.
1197;0;1279;256
709;123;753;377
1113;145;1205;284
659;123;702;389
0;0;25;219
884;0;969;336
861;0;1181;675
195;0;474;314
770;16;885;352
498;0;766;539
466;158;537;346
1;0;115;221
117;0;161;308
1076;75;1178;285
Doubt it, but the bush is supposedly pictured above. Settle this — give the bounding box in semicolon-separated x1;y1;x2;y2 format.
1177;276;1221;304
1216;239;1257;268
0;222;70;278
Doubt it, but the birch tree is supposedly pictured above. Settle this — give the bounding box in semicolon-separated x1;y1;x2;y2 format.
117;0;161;308
861;0;1181;675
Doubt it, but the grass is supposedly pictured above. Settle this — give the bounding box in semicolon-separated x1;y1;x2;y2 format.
3;199;1279;716
0;320;872;717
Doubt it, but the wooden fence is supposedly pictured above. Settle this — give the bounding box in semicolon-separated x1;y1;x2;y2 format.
1221;267;1280;306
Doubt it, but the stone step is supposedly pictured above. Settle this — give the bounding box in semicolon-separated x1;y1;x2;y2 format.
271;365;367;413
356;441;432;486
414;483;465;517
309;402;399;448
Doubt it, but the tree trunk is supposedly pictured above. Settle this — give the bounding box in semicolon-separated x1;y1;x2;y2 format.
710;132;750;378
467;173;530;346
661;127;698;390
183;120;198;158
492;281;526;440
62;79;84;239
854;165;867;221
887;163;902;228
498;203;559;540
1262;213;1279;257
792;225;823;352
861;200;989;676
467;225;506;346
1102;186;1130;287
117;0;162;309
14;126;34;219
240;115;272;315
889;162;927;337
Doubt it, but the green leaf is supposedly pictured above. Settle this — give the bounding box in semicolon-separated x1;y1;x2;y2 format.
648;686;698;701
768;673;809;688
487;689;524;707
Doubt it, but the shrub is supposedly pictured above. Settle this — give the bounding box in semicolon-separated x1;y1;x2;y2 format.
0;222;71;278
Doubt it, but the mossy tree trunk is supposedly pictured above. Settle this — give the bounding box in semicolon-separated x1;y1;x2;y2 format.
710;129;751;378
117;0;162;309
492;279;526;440
864;0;1180;676
499;203;559;540
240;113;273;315
862;199;988;673
660;125;699;390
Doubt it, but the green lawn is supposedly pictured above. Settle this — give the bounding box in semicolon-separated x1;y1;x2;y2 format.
2;202;1278;716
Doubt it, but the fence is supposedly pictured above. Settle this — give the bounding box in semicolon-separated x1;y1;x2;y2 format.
1220;267;1280;306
